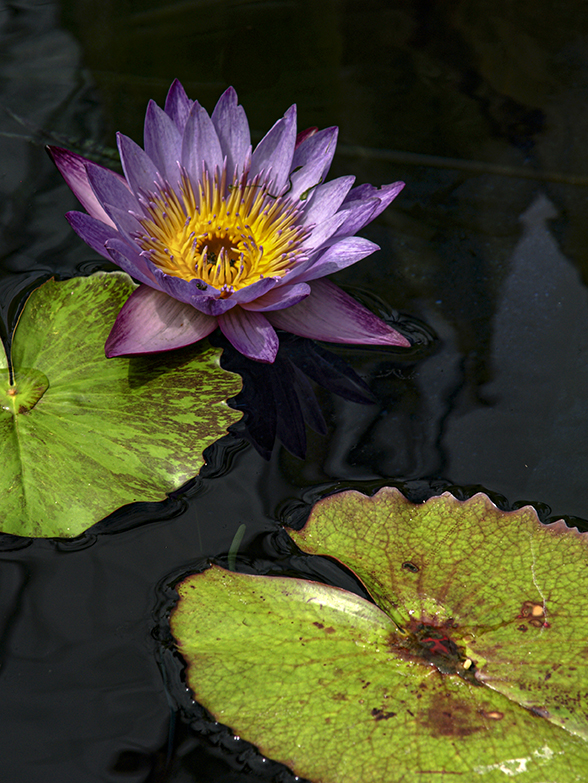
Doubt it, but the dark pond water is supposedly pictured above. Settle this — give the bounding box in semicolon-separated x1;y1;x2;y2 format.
2;1;588;781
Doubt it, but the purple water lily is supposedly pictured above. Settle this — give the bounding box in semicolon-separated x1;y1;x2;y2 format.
49;80;410;362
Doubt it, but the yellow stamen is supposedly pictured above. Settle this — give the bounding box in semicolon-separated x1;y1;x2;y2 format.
135;168;308;297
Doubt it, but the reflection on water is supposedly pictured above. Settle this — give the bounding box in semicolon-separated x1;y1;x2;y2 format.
0;0;105;350
446;193;588;515
2;0;588;781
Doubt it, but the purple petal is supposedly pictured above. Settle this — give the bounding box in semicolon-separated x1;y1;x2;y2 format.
144;268;280;316
289;236;379;283
266;278;410;347
367;180;405;219
241;282;311;312
117;133;161;195
218;308;279;363
300;175;356;226
291;127;337;169
328;182;405;240
295;127;318;148
186;295;239;317
105;285;217;357
328;199;379;240
289;127;338;202
48;146;120;226
85;161;141;222
250;104;297;193
148;271;241;316
105;237;161;287
342;181;405;220
300;210;348;253
66;211;121;260
228;277;280;305
182;101;224;183
211;87;251;177
144;100;183;188
164;79;193;134
105;205;143;245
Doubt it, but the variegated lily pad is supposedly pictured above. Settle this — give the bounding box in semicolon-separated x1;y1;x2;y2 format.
0;272;241;537
171;489;588;782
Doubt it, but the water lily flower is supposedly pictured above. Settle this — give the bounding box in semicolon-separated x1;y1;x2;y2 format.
49;81;410;362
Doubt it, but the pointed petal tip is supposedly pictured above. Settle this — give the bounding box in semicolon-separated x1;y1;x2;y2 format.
249;350;278;364
46;145;86;179
46;144;63;163
266;279;412;350
220;85;238;102
167;78;186;97
380;330;411;348
104;339;123;359
47;146;120;225
104;321;130;357
372;180;405;208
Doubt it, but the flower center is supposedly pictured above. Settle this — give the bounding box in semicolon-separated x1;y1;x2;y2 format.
134;168;309;298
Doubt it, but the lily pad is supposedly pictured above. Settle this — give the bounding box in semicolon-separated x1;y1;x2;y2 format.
0;272;242;538
171;489;588;782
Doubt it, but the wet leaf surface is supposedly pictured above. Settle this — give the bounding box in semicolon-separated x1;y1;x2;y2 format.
0;272;242;538
171;489;588;782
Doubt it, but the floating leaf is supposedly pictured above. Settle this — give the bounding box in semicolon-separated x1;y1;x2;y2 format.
171;489;588;782
0;273;241;538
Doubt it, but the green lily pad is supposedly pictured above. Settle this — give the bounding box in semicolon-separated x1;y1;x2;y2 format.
170;489;588;782
0;272;242;538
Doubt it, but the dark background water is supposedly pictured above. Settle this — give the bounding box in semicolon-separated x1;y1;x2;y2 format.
1;1;588;781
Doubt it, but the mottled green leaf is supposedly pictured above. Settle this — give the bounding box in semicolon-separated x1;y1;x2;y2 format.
171;489;588;783
0;273;241;538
